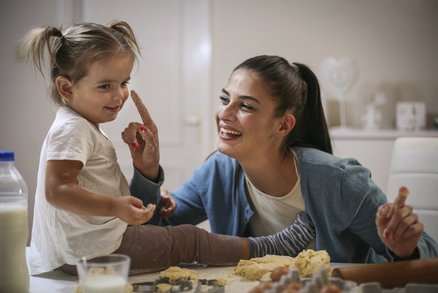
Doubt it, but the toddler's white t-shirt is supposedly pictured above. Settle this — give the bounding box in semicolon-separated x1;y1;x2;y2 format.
29;107;129;275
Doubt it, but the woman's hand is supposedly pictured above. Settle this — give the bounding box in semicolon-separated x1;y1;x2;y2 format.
375;186;424;258
159;188;176;218
121;90;160;181
111;196;156;225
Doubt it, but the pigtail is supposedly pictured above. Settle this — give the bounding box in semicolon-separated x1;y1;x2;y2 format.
23;26;63;77
292;63;332;154
107;20;141;56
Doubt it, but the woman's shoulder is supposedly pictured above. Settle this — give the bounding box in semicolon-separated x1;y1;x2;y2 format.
295;146;363;171
296;147;376;196
296;147;383;213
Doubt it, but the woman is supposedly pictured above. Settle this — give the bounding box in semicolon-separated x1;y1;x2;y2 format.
124;55;438;263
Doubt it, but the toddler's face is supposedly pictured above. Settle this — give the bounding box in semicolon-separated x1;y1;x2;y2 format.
66;53;134;126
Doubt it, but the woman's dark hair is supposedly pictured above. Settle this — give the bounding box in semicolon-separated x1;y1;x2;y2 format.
233;55;332;154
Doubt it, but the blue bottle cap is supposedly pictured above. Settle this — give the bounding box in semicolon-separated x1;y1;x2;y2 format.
0;151;15;161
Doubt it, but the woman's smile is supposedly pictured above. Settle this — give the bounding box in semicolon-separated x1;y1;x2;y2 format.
219;125;242;139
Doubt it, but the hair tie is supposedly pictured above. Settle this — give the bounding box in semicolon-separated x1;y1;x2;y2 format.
50;27;66;46
290;62;299;73
60;35;67;45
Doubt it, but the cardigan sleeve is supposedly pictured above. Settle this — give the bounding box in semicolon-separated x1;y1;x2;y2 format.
298;147;391;262
165;157;216;225
129;166;164;224
338;159;391;260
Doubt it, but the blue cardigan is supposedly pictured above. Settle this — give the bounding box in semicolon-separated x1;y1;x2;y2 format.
130;147;438;263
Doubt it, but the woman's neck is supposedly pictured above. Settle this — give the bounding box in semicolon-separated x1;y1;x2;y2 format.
241;150;297;197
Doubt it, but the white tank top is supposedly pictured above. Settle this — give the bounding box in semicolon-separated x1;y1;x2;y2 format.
246;151;304;236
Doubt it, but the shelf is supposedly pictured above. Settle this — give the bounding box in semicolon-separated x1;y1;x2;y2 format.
329;127;438;140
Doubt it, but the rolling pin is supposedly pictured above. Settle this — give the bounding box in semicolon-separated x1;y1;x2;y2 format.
331;258;438;288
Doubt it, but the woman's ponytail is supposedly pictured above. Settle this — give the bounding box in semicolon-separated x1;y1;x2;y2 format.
291;63;332;154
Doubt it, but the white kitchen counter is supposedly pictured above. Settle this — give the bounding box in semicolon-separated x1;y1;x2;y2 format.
27;247;361;293
27;247;258;293
29;263;258;293
30;269;77;293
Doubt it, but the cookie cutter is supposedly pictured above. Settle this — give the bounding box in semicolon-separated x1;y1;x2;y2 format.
132;277;224;293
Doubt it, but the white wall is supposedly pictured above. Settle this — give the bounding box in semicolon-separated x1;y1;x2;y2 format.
0;0;66;242
211;0;438;130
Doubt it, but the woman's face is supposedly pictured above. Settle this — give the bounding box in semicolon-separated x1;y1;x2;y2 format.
216;69;287;161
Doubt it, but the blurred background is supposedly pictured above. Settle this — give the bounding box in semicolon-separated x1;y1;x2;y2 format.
1;0;437;237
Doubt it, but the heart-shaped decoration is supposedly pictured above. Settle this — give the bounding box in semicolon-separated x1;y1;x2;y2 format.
320;58;358;99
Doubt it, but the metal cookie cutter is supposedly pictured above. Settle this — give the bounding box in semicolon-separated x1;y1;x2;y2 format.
132;277;224;293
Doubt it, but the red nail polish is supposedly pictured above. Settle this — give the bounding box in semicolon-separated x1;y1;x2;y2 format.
138;125;147;132
131;142;138;151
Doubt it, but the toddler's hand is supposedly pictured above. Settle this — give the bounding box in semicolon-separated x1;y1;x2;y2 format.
113;195;156;225
142;203;156;223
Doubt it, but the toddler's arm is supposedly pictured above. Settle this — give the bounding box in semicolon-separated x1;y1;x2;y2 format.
45;160;155;225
